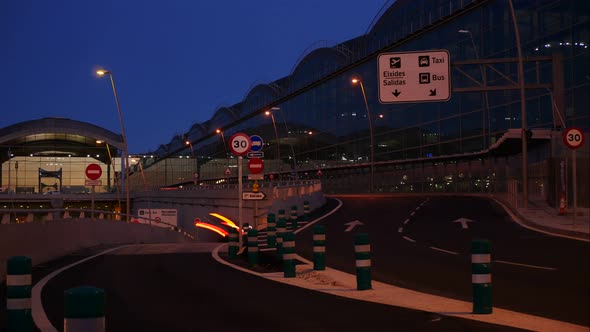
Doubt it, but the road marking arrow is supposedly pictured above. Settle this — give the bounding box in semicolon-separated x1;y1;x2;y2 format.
452;217;474;229
344;220;364;232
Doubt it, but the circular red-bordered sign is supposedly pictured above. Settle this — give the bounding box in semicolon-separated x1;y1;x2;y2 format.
563;127;585;150
248;158;264;174
229;132;252;156
85;163;102;180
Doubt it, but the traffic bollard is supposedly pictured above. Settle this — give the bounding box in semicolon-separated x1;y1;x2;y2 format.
290;205;298;230
303;200;310;221
228;228;239;258
354;233;372;290
267;213;277;247
276;217;287;257
6;256;32;332
278;209;286;222
247;229;259;265
313;225;326;270
64;286;105;332
283;232;296;278
472;239;492;314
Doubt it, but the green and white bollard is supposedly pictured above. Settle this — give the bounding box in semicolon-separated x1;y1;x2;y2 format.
354;233;372;290
247;229;259;265
290;205;298;230
282;232;296;278
472;239;492;314
313;225;326;270
6;256;32;332
278;209;286;222
266;213;277;247
228;228;239;258
64;286;105;332
303;200;310;221
276;218;287;257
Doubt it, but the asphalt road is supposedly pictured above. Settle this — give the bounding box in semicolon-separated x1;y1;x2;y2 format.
295;195;590;326
31;244;528;332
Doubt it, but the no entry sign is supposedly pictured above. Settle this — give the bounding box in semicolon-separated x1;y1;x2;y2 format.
248;158;264;174
85;163;102;180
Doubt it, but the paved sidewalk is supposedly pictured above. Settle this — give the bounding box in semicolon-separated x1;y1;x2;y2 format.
492;197;590;242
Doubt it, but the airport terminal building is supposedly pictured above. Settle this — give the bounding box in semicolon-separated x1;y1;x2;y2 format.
1;0;589;208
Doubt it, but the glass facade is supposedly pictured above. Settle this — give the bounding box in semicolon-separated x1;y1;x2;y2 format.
91;1;586;205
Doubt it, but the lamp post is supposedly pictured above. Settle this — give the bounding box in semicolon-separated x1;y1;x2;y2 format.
185;139;197;184
216;129;227;157
97;69;131;221
458;29;490;149
264;110;281;167
268;107;298;178
352;78;374;193
507;0;528;208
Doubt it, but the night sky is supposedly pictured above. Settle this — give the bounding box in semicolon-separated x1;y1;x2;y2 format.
1;1;388;153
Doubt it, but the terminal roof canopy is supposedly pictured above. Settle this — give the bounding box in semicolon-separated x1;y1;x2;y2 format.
0;117;125;164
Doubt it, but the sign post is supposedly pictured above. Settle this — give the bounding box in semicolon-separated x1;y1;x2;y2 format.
563;127;585;224
85;164;102;220
229;133;252;247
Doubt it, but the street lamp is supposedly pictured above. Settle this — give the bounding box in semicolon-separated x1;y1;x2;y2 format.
264;110;281;165
507;0;529;208
96;69;131;221
351;77;374;193
458;29;490;148
267;107;298;178
185;139;198;184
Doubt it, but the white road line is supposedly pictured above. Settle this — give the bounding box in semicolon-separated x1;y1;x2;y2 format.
32;245;130;332
410;211;416;216
494;260;557;271
403;219;410;225
429;246;459;255
398;227;404;233
403;236;416;242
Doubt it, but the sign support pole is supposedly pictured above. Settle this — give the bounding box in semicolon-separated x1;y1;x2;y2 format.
573;149;577;225
91;185;95;220
238;156;243;247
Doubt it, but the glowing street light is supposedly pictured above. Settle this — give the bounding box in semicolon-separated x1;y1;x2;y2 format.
351;77;375;193
96;69;130;221
265;110;281;163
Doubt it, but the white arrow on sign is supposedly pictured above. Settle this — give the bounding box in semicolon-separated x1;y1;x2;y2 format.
452;217;474;229
344;220;364;232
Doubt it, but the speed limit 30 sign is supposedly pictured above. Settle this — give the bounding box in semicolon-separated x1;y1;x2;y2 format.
229;132;252;156
563;127;585;150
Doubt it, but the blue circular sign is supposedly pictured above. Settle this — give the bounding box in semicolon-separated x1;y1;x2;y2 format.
250;135;264;152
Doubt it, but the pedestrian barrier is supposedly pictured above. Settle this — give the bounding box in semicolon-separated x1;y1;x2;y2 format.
354;233;372;290
303;200;310;221
6;256;32;332
290;205;298;230
472;239;493;314
64;286;105;331
266;213;277;247
282;231;296;278
247;229;259;265
313;225;326;270
276;217;287;256
228;228;239;258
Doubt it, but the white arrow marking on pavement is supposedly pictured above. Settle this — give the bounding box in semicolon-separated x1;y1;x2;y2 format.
344;220;364;232
452;217;474;229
